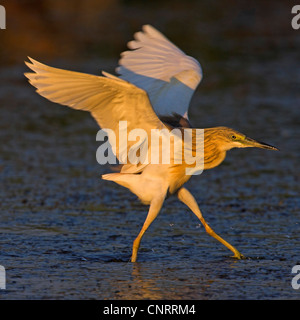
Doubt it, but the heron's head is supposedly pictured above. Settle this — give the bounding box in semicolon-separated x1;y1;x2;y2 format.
205;127;278;152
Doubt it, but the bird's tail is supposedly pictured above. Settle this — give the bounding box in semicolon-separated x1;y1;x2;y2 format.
101;173;122;181
102;173;141;192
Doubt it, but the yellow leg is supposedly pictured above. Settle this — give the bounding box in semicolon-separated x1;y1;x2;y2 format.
177;187;245;259
131;195;166;262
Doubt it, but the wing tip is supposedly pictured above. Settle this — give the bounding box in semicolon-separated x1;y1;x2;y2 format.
24;57;37;79
24;56;44;74
142;24;155;34
25;56;38;66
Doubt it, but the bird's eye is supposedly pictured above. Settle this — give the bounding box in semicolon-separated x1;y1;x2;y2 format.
231;135;237;140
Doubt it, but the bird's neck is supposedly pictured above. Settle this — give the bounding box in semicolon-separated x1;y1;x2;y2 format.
204;129;227;170
204;148;226;169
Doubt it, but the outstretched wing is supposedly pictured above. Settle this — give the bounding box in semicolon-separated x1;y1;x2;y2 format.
116;24;202;119
25;57;165;172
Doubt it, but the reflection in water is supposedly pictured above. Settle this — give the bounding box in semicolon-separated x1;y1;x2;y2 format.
130;264;163;300
104;260;242;300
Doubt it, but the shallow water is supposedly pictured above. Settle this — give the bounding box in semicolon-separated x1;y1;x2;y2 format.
0;59;299;299
0;1;300;300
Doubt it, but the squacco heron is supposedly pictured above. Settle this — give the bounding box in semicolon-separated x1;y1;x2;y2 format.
25;25;278;262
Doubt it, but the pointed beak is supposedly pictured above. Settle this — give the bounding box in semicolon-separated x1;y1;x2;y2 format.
244;137;279;151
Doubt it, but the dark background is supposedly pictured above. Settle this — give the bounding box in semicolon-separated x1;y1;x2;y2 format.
0;0;299;299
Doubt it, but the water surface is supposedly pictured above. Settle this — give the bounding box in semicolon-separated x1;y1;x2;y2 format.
0;1;299;299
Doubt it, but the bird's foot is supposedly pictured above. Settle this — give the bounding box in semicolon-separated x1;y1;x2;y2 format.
232;251;246;260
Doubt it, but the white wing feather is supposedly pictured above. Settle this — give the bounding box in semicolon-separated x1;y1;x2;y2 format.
116;25;202;119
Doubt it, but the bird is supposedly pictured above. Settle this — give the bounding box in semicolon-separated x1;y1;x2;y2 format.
24;24;278;262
